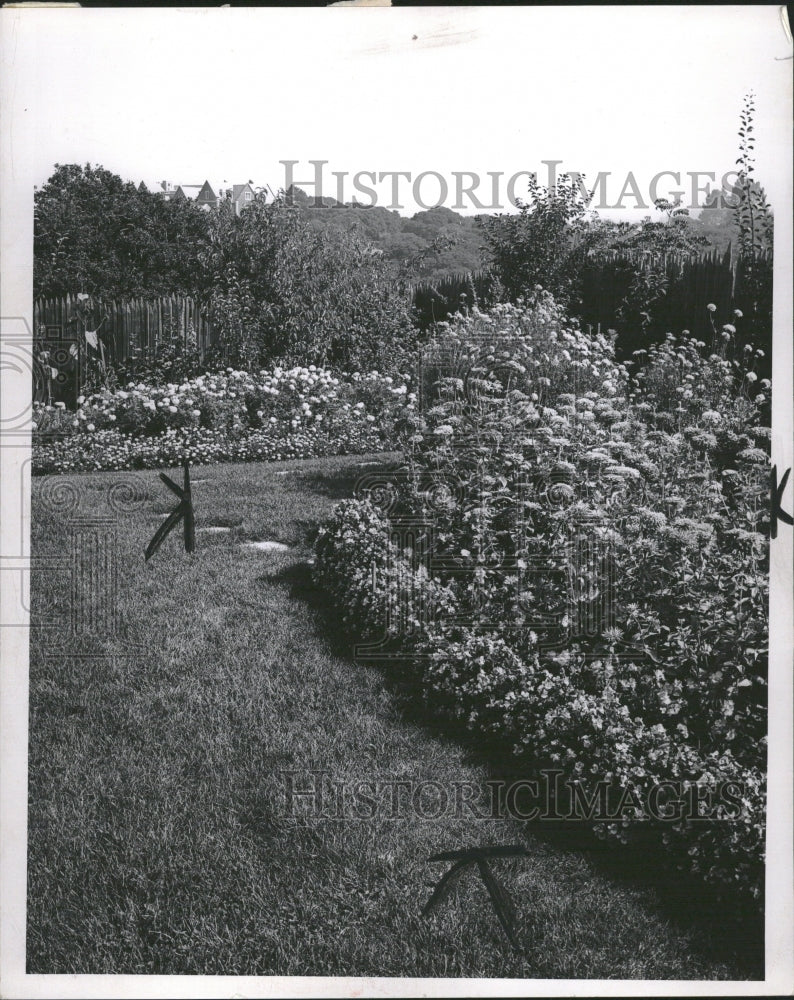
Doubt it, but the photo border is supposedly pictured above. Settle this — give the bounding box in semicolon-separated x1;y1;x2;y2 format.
1;6;791;997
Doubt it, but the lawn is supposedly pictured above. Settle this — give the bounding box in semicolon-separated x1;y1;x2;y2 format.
27;454;762;978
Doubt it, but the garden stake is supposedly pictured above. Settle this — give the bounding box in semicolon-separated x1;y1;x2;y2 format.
770;465;792;539
145;460;196;561
422;845;529;952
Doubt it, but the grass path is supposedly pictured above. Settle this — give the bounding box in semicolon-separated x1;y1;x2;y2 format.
27;454;760;978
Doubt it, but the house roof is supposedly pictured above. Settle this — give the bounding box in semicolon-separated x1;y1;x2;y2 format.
161;180;256;204
176;185;203;201
196;181;217;201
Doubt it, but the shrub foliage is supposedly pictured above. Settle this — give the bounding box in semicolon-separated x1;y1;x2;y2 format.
314;294;769;903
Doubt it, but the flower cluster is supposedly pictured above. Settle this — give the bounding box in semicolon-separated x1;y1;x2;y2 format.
315;293;769;905
32;365;415;473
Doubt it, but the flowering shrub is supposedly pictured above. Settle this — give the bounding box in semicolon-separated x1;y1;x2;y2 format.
314;499;457;653
32;365;415;473
315;294;769;904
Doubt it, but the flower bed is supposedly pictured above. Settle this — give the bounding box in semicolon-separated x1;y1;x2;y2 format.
314;294;769;905
32;365;415;474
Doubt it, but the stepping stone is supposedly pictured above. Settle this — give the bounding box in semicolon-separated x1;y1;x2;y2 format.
242;540;292;553
197;525;231;534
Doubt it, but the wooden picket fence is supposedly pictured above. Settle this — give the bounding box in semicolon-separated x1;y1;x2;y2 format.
33;245;771;393
577;246;772;345
33;294;217;366
405;246;771;342
411;269;497;329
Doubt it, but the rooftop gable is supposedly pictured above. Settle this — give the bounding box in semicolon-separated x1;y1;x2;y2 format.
232;183;254;202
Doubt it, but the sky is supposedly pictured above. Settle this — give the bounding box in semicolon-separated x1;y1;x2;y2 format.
3;5;793;219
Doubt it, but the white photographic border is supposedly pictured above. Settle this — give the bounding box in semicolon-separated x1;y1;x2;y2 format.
1;6;791;997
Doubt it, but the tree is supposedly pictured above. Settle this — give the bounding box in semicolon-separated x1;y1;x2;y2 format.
618;199;712;256
201;193;417;372
478;173;590;305
34;163;210;298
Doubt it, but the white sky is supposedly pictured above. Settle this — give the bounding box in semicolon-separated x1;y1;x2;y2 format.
3;5;793;219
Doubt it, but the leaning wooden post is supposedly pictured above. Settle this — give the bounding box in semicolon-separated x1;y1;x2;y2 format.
182;461;195;553
145;459;196;561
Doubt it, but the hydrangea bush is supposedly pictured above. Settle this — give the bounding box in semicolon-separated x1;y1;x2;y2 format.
315;293;769;904
32;365;414;473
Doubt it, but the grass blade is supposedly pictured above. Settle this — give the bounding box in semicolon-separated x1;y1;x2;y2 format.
426;848;472;863
427;845;529;863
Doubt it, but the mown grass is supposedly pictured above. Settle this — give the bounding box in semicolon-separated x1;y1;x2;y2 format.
27;454;761;978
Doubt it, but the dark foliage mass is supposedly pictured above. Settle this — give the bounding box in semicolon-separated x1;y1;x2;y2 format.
34;164;212;299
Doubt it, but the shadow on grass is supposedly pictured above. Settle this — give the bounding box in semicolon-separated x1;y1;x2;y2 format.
262;558;765;978
292;519;323;549
265;561;352;656
291;454;401;502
